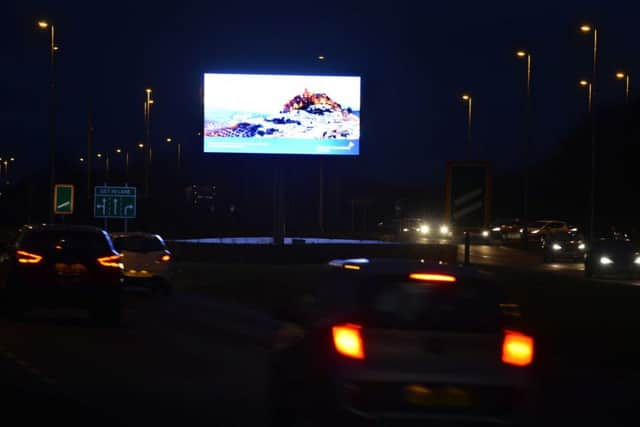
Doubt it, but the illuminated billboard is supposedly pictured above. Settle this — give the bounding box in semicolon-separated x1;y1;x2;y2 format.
203;73;360;155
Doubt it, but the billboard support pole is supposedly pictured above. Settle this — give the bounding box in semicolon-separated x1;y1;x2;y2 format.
273;163;285;245
319;158;325;234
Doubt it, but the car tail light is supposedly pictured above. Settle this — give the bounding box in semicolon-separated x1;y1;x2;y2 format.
332;323;365;360
502;330;534;367
159;253;171;262
97;254;123;269
16;250;43;264
409;273;456;283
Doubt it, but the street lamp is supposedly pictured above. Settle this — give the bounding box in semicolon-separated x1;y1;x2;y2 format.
114;147;129;181
144;88;153;198
165;137;181;170
615;71;631;103
579;80;593;114
96;152;109;181
516;50;533;245
79;157;85;163
580;23;598;242
461;93;472;149
37;19;58;223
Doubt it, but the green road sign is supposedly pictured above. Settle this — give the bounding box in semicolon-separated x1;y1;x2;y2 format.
54;184;75;215
94;186;137;219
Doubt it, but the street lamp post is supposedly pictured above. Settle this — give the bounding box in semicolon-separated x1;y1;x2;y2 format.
461;94;473;156
615;72;631;104
97;153;109;181
579;80;593;113
165;137;181;170
580;24;598;243
38;20;58;223
516;50;533;245
144;89;153;198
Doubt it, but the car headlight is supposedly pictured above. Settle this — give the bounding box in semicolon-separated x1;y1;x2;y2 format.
634;256;640;265
600;256;613;265
482;230;489;237
552;243;562;251
531;229;540;234
578;243;586;250
440;225;449;235
492;227;501;232
419;225;430;235
519;228;524;233
402;228;409;232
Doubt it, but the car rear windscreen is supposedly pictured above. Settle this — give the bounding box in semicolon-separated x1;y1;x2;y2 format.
18;230;111;254
355;278;505;333
113;236;165;253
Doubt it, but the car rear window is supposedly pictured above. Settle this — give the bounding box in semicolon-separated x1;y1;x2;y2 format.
113;236;165;252
354;277;505;333
18;230;111;253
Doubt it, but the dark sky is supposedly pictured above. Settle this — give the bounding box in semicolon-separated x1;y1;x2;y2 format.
2;0;638;185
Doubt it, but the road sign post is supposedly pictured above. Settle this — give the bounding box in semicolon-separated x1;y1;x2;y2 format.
94;186;137;222
53;184;75;216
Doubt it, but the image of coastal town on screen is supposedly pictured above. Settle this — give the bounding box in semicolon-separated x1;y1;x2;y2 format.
203;73;361;155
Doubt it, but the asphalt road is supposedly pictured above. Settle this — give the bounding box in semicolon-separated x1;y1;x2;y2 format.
2;247;640;426
0;290;276;427
461;242;640;286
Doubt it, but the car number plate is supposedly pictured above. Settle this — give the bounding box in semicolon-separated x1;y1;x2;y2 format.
404;384;471;408
55;263;87;277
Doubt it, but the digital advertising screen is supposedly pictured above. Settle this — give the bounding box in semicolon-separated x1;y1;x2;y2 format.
203;73;361;156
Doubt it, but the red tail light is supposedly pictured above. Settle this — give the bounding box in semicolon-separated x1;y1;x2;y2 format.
332;323;365;360
97;254;123;269
502;330;534;367
409;273;456;283
16;250;43;264
159;253;171;262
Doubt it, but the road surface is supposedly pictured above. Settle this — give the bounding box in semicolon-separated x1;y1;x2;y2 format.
2;259;640;426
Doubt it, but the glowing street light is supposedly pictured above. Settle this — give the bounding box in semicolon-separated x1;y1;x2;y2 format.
115;148;122;154
579;79;592;113
37;18;58;222
515;49;533;244
615;71;630;103
461;93;472;149
79;157;85;162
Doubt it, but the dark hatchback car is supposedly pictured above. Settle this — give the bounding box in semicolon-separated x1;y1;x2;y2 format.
0;224;123;324
543;230;587;262
584;238;640;279
270;259;535;426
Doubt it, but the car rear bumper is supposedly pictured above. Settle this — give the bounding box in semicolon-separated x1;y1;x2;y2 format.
336;381;532;425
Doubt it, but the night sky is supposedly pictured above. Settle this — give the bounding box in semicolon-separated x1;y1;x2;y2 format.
2;0;638;185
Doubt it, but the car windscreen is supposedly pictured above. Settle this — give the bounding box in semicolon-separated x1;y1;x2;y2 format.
353;277;505;333
18;230;111;254
529;221;548;228
113;236;165;253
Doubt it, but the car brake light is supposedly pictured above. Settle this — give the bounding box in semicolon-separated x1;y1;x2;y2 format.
16;250;43;264
97;254;123;269
160;254;171;262
502;330;534;367
409;273;456;283
332;324;365;360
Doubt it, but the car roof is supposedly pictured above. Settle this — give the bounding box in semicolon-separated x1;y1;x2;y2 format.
328;258;488;281
21;224;105;233
110;232;162;239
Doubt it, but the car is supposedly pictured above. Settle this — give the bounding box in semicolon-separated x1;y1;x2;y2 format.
543;230;587;262
584;238;640;279
111;232;172;294
490;219;524;241
269;258;535;426
0;224;123;325
525;220;568;246
398;218;453;242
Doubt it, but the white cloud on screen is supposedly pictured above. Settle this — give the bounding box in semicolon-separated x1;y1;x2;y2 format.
204;73;361;113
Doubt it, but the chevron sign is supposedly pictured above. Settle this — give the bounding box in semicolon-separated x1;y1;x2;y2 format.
445;162;492;229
